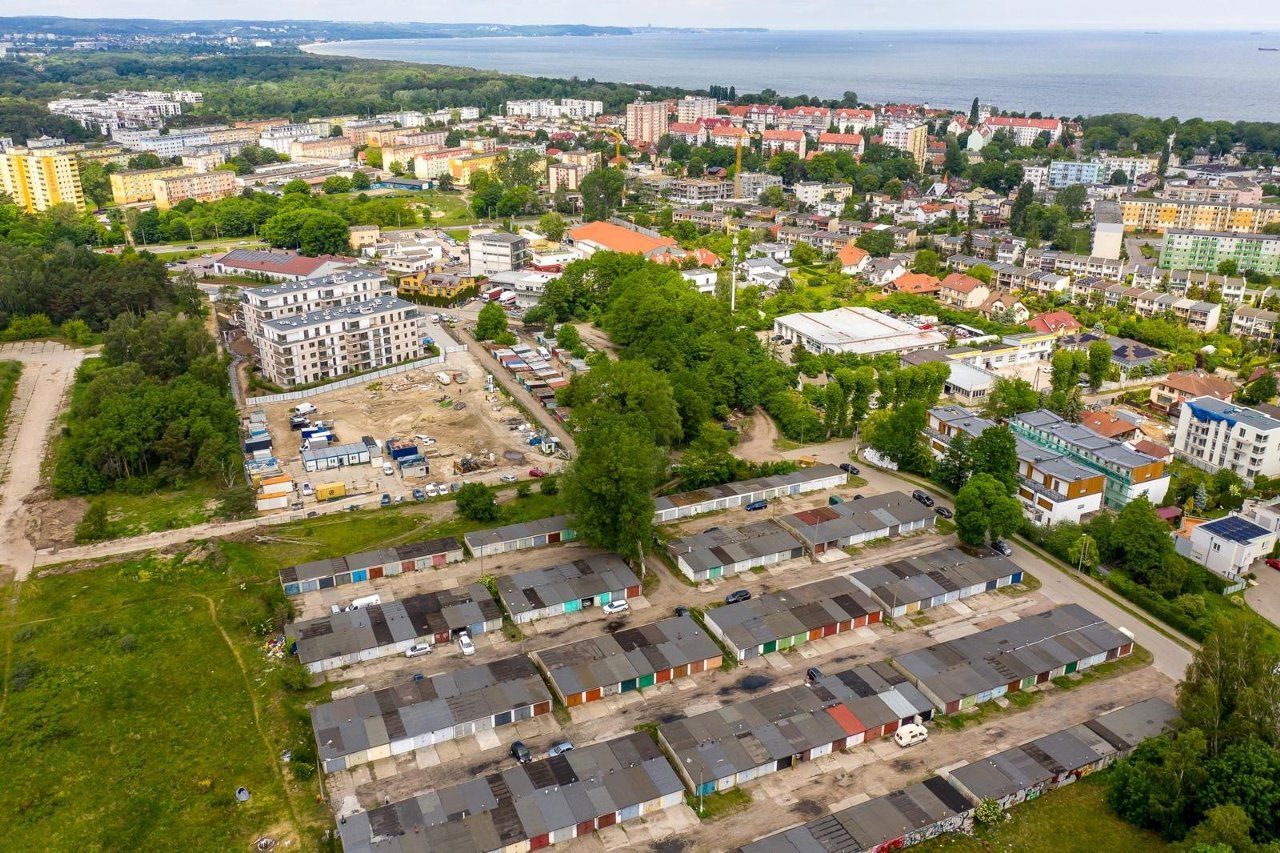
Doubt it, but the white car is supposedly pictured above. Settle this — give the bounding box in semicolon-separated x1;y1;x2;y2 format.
404;643;432;658
415;434;436;445
602;600;630;615
500;474;518;484
425;484;438;497
383;463;394;476
301;483;314;497
893;723;929;748
456;632;476;656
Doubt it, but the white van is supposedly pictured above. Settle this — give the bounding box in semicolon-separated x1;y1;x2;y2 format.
893;723;929;748
292;403;317;415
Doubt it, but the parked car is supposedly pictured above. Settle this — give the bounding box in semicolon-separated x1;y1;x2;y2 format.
412;488;426;501
529;467;547;478
745;499;768;511
404;643;432;658
301;483;314;497
725;589;752;605
382;463;394;476
674;606;691;618
425;484;438;497
828;495;844;506
805;667;823;683
394;495;404;504
934;506;954;519
852;494;864;500
1267;558;1280;571
912;489;935;508
547;740;575;757
379;493;391;507
893;723;929;748
456;632;476;656
992;540;1014;557
839;463;860;475
291;501;303;510
510;741;532;764
500;474;518;484
602;600;630;615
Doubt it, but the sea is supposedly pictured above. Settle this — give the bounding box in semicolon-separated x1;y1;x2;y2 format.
304;30;1280;121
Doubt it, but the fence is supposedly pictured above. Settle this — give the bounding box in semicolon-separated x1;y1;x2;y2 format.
1222;579;1247;595
245;353;447;406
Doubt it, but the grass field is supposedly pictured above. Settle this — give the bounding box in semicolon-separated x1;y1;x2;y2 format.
88;482;222;540
915;773;1166;853
0;495;563;849
407;190;476;226
0;360;21;445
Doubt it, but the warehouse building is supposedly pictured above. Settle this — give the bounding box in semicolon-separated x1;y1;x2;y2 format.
666;520;806;582
661;662;933;797
533;615;722;706
892;604;1133;714
704;576;882;661
778;491;935;555
772;306;947;356
846;547;1023;618
943;697;1177;809
496;554;641;624
463;515;577;558
278;536;464;595
337;731;684;853
286;584;503;673
653;465;846;523
311;656;552;772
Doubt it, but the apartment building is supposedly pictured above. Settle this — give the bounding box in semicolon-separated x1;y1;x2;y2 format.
258;122;329;154
1023;248;1124;280
1093;200;1125;260
1160;229;1280;275
289;137;355;161
153;169;237;210
981;116;1064;146
833;108;875;133
48;90;191;134
927;406;1105;525
108;165;193;205
1011;409;1169;508
676;95;718;123
793;181;852;206
468;231;530;277
256;296;426;387
737;171;783;199
625;101;670;145
1120;195;1280;235
1174;396;1280;480
0;148;85;212
761;129;807;158
505;98;603;119
668;178;732;205
240;268;393;340
883;123;927;168
817;132;865;154
778;105;833;134
1231;306;1279;341
708;125;751;148
1103;155;1160;181
1047;160;1106;188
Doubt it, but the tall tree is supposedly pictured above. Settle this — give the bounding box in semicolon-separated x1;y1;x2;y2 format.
1087;340;1113;390
865;401;932;474
1178;618;1280;757
983;377;1043;421
560;358;683;446
474;300;509;341
561;413;663;561
954;473;1024;546
935;432;974;492
580;167;626;221
1113;496;1184;594
970;425;1019;495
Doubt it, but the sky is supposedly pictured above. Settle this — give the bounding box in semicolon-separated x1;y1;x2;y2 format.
8;1;1280;31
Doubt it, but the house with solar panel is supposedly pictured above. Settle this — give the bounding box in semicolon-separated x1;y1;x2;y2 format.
310;656;552;772
891;604;1133;715
495;554;641;624
665;520;806;582
1174;512;1275;580
777;491;935;556
337;732;684;853
846;547;1023;618
703;576;882;661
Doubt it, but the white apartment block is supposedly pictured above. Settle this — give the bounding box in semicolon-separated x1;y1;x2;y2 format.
1102;155;1160;181
257;297;427;387
505;99;604;119
1231;306;1279;341
676;96;719;124
48;90;193;134
1174;396;1280;481
259;122;330;154
240;268;395;341
469;232;530;277
793;182;853;206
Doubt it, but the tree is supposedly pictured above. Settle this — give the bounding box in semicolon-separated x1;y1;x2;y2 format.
970;425;1019;495
865;401;932;474
1113;496;1182;593
954;473;1024;546
1217;260;1240;277
854;229;895;257
363;146;382;168
436;173;454;192
350;171;372;190
1111;169;1130;186
296;210;350;256
1181;804;1256;853
322;175;352;194
911;248;941;276
560;358;683;446
554;322;582;353
127;152;163;170
1068;533;1100;571
580;167;626;222
1238;373;1277;406
1107;729;1209;841
78;161;113;209
538;211;566;242
561;412;663;561
967;263;994;285
474;300;508;341
968;97;980;126
1056;184;1088;220
75;500;110;542
455;483;499;521
1010;182;1035;235
791;242;819;265
759;185;787;207
983;377;1042;420
935;432;974;492
1178;618;1280;757
1087;340;1113;389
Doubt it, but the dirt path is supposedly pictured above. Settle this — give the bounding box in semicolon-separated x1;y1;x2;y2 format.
735;407;784;463
0;342;88;582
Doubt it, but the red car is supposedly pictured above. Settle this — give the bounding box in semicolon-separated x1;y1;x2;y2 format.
529;468;547;478
1266;558;1280;572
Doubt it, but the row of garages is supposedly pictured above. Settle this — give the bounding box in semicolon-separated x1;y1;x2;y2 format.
666;519;805;583
496;553;640;624
653;465;847;522
779;490;936;555
462;514;577;558
279;536;464;595
737;697;1177;853
846;546;1023;618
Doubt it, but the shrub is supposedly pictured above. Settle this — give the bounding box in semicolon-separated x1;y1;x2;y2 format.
975;798;1004;826
8;658;42;692
118;634;138;652
539;475;559;496
456;482;499;521
516;482;532;498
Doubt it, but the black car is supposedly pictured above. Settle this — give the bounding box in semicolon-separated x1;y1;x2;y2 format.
852;493;864;500
510;741;532;764
805;666;823;683
674;606;691;618
934;506;954;519
725;589;752;605
839;463;860;475
912;489;935;508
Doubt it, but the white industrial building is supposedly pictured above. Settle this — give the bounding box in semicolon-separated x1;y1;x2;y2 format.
773;307;947;356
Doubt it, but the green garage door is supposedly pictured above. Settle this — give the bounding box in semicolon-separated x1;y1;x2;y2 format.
763;640;778;654
638;672;656;688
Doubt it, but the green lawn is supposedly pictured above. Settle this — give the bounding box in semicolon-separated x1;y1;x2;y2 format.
88;482;222;540
915;773;1166;853
0;495;565;849
407;190;476;226
0;360;21;445
687;786;751;821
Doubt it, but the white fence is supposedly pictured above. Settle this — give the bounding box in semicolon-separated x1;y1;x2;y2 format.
245;353;447;406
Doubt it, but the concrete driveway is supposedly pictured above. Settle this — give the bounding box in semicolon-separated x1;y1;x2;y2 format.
1246;562;1280;629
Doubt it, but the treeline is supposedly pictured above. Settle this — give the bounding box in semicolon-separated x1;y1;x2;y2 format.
54;312;239;495
1081;113;1280;163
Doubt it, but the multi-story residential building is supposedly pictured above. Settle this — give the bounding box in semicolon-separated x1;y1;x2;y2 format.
448;151;501;185
258;122;329;154
793;181;852;207
1121;195;1280;235
109;165;194;205
1092;200;1125;260
1160;229;1280;275
666;121;708;146
1023;248;1124;280
240;268;393;340
469;231;530;277
547;162;589;194
180;149;226;173
0;147;85;212
832;108;874;133
48;90;192;134
816;132;865;155
1047;160;1106;188
1022;165;1049;191
676;95;718;124
883;123;926;167
1174;396;1280;480
927;406;1106;524
708;125;750;148
761;129;807;158
1102;155;1160;181
1175;513;1275;580
778;105;832;134
505;98;603;119
625;101;670;145
982;116;1064;146
153;169;237;210
1011;409;1169;508
256;296;426;387
737;171;783;200
289;137;355;162
668;178;732;205
1231;306;1279;341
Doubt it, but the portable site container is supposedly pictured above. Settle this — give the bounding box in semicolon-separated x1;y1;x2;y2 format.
315;482;346;501
256;494;290;511
259;475;294;496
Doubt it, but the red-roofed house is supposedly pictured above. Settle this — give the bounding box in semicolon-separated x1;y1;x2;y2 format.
1134;440;1173;462
709;125;750;147
1149;369;1237;414
568;221;678;256
891;272;941;295
761;129;807;158
833;108;875;133
1027;311;1083;336
979;116;1064;146
838;242;870;274
213;249;350;282
937;272;991;309
818;132;865;155
977;291;1029;323
1081;409;1141;441
667;122;707;145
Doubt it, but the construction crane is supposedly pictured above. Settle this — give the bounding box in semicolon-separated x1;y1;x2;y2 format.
602;128;627;208
734;135;744;199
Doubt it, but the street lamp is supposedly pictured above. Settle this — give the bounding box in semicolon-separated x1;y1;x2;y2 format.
685;756;704;816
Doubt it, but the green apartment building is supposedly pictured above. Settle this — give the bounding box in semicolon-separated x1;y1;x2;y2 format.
1160;229;1280;274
